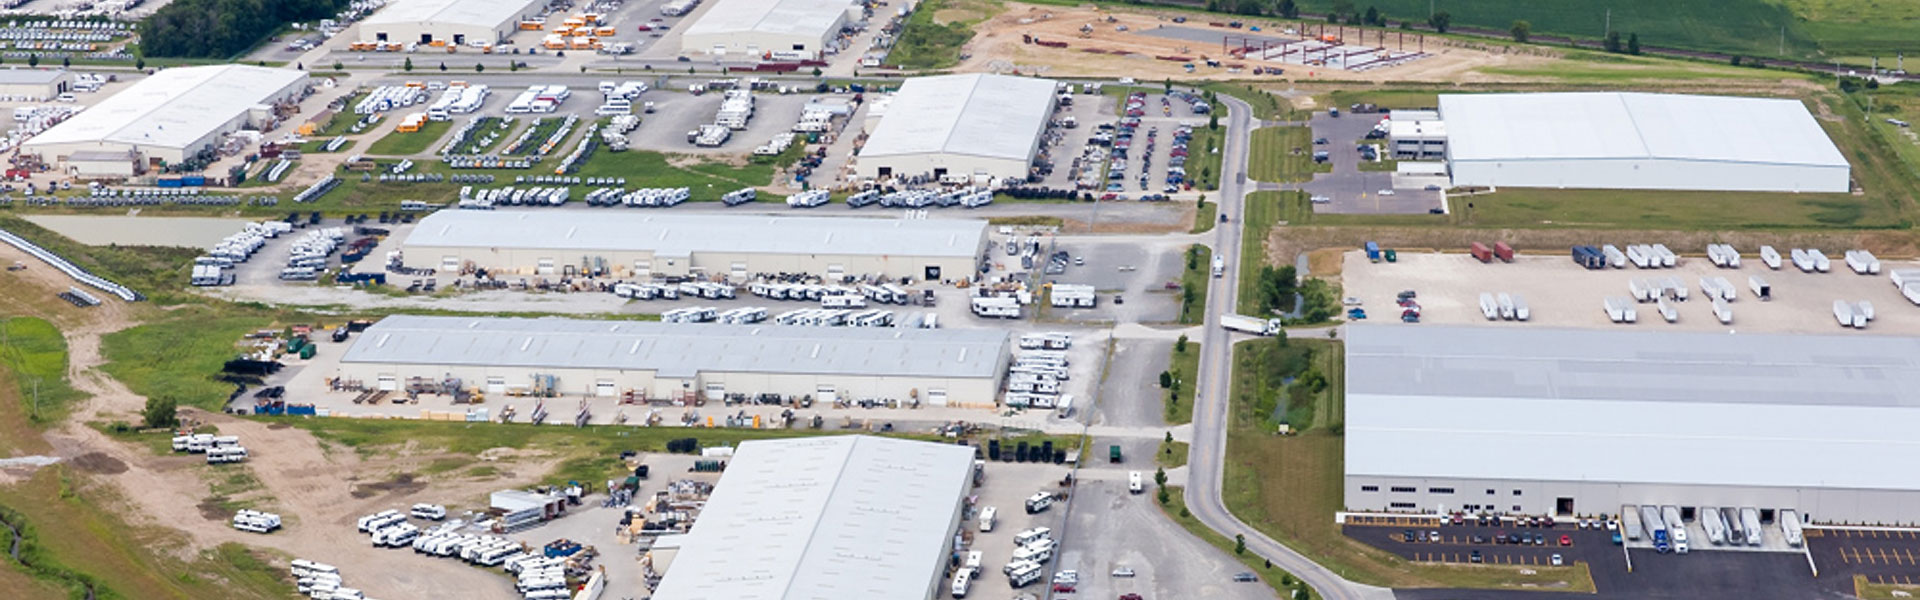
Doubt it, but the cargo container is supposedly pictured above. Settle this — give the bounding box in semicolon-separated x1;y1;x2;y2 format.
1722;507;1746;545
1905;283;1920;306
1493;242;1515;262
1781;510;1804;547
1663;277;1689;301
1509;295;1531;321
1740;508;1762;547
1497;293;1516;320
1748;276;1771;301
1630;279;1657;303
1621;505;1644;541
1626;244;1651;268
1641;505;1670;553
1892;269;1920;289
1711;298;1732;324
1858;300;1875;322
1602;244;1627;268
1834;300;1859;328
1662;506;1690;553
1791;248;1814;272
1470;242;1492;263
1700;506;1728;545
1810;249;1831;272
1604;297;1637;323
1479;292;1498;320
1712;277;1737;301
1652;244;1677;268
1846;250;1881;275
1656;297;1678;322
1571;245;1606;269
1759;245;1782;270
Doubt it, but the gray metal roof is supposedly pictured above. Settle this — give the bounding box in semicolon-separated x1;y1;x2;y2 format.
859;74;1058;162
361;0;540;28
26;65;305;151
1345;325;1920;491
340;315;1008;379
1440;92;1847;167
683;0;858;40
653;435;974;600
402;210;988;259
0;68;66;85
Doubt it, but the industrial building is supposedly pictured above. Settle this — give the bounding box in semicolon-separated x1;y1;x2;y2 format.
23;65;307;170
1345;325;1920;524
856;73;1060;183
0;68;72;101
679;0;864;59
338;315;1011;407
358;0;544;46
650;435;975;600
402;211;988;281
1386;109;1445;159
1436;92;1850;192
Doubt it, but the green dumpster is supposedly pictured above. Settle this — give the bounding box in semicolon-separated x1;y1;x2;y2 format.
1109;445;1122;463
299;344;316;360
1385;249;1398;262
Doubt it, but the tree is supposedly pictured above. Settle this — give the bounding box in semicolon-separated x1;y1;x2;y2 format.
1509;20;1531;43
332;60;342;71
135;57;145;70
1256;264;1299;315
1163;78;1173;94
1159;370;1174;389
1208;112;1219;131
438;61;446;71
810;66;821;76
1627;33;1641;55
1176;333;1188;354
1181;286;1196;320
142;396;178;429
1427;11;1451;33
1166;431;1174;443
1331;0;1353;18
1278;0;1299;19
61;56;69;68
1154;467;1167;488
403;57;413;71
475;63;485;72
1363;6;1380;26
1157;486;1170;505
1235;533;1247;554
26;54;37;67
1604;31;1621;53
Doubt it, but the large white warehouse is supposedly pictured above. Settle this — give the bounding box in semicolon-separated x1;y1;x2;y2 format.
358;0;543;46
402;211;987;281
680;0;865;59
23;65;307;169
1438;92;1850;193
650;435;975;600
1345;325;1920;525
856;73;1060;183
339;316;1011;407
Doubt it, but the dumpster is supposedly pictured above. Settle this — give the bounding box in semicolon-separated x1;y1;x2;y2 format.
1384;249;1398;262
1109;445;1122;463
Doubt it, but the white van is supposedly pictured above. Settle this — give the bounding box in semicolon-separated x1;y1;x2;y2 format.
978;506;997;532
1129;471;1144;494
950;568;973;598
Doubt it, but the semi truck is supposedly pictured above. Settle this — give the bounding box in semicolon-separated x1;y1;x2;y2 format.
1740;507;1762;547
1723;507;1746;545
1640;505;1670;553
1662;505;1690;553
1221;314;1282;336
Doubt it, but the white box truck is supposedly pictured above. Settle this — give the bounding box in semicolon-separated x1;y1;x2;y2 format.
1221;314;1282;336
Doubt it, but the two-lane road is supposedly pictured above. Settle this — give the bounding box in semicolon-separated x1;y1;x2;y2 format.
1185;95;1395;600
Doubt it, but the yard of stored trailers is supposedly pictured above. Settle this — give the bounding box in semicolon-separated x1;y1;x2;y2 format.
1343;250;1920;335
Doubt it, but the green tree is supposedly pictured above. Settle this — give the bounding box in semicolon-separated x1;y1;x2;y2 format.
26;54;37;67
332;60;342;71
1256;265;1299;315
135;57;145;70
1157;486;1170;505
1166;431;1174;443
475;63;485;72
1159;370;1174;389
1627;33;1641;55
1363;6;1380;26
1427;11;1451;33
810;66;822;76
1208;111;1219;131
1181;287;1196;320
61;56;69;68
1154;467;1167;487
1278;0;1299;19
1331;0;1353;18
1163;78;1173;94
1235;533;1247;554
403;57;413;71
1509;20;1531;43
1604;31;1621;53
143;396;178;429
1176;333;1188;353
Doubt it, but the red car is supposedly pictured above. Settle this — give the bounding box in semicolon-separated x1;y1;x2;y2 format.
636;24;652;31
1559;535;1573;546
1120;595;1144;600
1053;582;1076;593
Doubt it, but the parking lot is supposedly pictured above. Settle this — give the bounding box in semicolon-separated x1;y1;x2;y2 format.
1300;110;1443;214
1345;516;1614;568
1083;91;1211;199
1809;528;1920;586
1343;250;1920;334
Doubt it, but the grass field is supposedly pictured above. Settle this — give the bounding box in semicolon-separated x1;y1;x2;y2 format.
1156;439;1189;468
1220;337;1596;590
1290;0;1834;59
0;317;83;425
365;119;453;156
1248;127;1322;183
0;215;199;304
1179;244;1211;325
99;308;273;412
0;466;295;599
1192;200;1219;233
888;0;998;69
1187;123;1225;191
1164;339;1199;425
1236;191;1284;312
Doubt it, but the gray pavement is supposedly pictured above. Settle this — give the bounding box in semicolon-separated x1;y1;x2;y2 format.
1298;111;1442;214
1057;479;1276;600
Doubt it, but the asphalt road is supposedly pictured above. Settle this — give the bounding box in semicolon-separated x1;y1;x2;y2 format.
1181;95;1395;600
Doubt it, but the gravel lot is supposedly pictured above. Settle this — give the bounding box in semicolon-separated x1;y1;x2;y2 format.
1343;250;1920;334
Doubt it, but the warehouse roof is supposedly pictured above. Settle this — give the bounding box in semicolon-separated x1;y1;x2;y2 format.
1346;325;1920;491
26;65;304;151
0;68;66;85
683;0;858;40
402;210;988;258
362;0;539;28
652;436;974;600
1439;92;1847;168
859;73;1058;162
341;315;1009;379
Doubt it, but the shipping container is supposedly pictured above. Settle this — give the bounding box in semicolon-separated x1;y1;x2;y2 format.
1700;506;1728;545
1656;297;1678;323
1834;300;1858;328
1711;298;1732;324
1364;241;1380;262
1810;249;1831;273
1621;505;1644;541
1748;276;1770;301
1604;297;1637;323
1510;294;1530;321
1602;244;1627;268
1662;506;1690;554
1759;245;1782;270
1493;241;1514;262
1479;292;1498;320
1723;507;1746;545
1740;508;1762;547
1470;242;1492;263
1781;510;1804;547
1641;505;1670;552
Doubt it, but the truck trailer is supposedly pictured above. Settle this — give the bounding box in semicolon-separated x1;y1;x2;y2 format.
1640;505;1670;553
1220;314;1282;336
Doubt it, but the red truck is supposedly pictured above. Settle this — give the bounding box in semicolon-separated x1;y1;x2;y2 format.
1470;242;1493;263
1494;242;1515;262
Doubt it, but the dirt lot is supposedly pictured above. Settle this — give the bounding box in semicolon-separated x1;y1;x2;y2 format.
959;2;1550;82
1344;250;1920;334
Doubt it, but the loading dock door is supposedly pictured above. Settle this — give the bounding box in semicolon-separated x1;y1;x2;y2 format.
596;380;617;397
925;265;942;280
486;377;506;395
816;385;837;405
377;375;398;391
703;383;725;403
1555;497;1575;516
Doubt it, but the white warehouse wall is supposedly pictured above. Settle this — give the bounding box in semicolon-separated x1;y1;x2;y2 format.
1448;158;1851;193
854;152;1031;182
1346;475;1920;525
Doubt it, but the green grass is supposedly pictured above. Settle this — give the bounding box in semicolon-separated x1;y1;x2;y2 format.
1248;127;1322;183
1235;191;1283;312
888;0;998;69
1191;200;1218;233
1157;439;1190;469
1357;157;1397;172
1290;0;1829;59
298;138;353;153
1178;245;1211;325
1195;81;1291;121
1326;89;1439;112
1455;188;1902;229
1164;339;1199;425
99;307;271;412
365;119;453;156
1219;337;1595;590
507;118;566;156
308;92;366;137
0;466;295;599
990;215;1066;228
0;215;200;304
1186;123;1225;191
0;317;82;425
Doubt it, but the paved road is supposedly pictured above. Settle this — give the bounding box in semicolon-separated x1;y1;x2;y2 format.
1184;95;1394;600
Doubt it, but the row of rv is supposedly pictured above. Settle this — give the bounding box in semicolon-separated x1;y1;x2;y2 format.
1007;333;1072;409
1622;505;1802;553
231;509;282;533
950;526;1058;596
613;281;736;301
749;282;920;305
845;188;994;209
195;220;297;285
1574;243;1885;276
355;85;426;115
506;85;571;114
426;84;489;121
652;305;937;329
171;433;250;463
289;559;364;600
280;227;349;281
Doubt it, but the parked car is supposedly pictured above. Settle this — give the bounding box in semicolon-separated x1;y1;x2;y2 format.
1551;553;1564;566
1470;550;1483;563
1232;572;1258;582
1112;568;1137;578
1560;535;1573;546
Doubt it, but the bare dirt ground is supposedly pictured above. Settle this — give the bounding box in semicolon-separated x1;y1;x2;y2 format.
959;3;1543;82
0;243;552;598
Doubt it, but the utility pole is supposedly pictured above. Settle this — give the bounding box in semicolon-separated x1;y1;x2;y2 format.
1605;9;1611;37
1779;26;1785;56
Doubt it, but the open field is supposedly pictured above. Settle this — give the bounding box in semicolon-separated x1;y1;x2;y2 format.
1248;126;1321;183
1221;337;1597;590
1164;339;1198;425
364;119;453;156
100;308;272;412
891;0;997;69
0;317;83;425
1237;191;1285;311
1158;486;1312;598
1180;244;1212;325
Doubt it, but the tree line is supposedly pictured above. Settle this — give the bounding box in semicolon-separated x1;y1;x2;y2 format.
140;0;345;59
